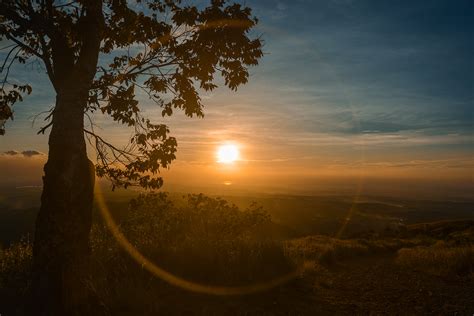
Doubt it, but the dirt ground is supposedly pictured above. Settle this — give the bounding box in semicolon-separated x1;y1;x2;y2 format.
108;254;474;316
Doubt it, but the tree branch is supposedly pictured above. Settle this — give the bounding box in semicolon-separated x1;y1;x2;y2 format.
5;35;43;59
73;1;104;83
1;49;20;90
0;45;20;72
84;128;137;160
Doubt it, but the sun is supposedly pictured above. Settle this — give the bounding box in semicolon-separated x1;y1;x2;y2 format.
217;144;239;164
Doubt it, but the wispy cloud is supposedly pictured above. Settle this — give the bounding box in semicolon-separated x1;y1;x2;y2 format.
0;1;472;190
2;150;45;157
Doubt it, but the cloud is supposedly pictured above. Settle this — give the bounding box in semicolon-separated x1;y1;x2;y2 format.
4;150;21;156
21;150;44;157
2;150;45;157
0;152;45;186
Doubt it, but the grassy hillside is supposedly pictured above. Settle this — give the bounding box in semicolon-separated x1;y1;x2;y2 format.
1;192;473;315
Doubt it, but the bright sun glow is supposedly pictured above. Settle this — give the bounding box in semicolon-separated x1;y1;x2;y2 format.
217;144;239;164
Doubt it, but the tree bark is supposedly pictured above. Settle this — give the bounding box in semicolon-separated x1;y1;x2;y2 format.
31;88;97;315
28;2;104;314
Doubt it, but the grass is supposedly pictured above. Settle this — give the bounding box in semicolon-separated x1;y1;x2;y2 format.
285;235;427;266
397;243;474;278
1;193;473;315
285;236;369;265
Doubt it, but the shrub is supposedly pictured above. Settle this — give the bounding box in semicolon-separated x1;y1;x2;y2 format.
90;193;295;310
123;193;272;246
0;239;33;314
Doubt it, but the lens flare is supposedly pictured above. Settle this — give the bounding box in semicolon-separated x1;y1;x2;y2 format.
95;184;301;296
92;17;364;296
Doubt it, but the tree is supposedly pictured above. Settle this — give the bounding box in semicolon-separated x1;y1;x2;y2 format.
0;1;262;314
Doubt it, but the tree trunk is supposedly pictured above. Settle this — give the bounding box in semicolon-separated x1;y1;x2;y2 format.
31;88;97;315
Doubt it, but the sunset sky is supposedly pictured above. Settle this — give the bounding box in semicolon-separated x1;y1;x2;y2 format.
1;0;472;198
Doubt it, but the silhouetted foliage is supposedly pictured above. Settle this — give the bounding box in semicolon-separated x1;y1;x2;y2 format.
92;193;292;290
123;193;272;246
1;1;263;313
0;0;262;188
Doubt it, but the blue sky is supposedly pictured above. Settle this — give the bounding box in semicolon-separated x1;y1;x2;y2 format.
0;0;472;195
250;0;473;134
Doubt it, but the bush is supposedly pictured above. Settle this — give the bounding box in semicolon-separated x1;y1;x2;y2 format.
123;193;272;245
90;193;295;311
0;239;33;314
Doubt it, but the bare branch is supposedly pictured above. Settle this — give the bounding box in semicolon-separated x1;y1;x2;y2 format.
0;43;18;51
30;106;55;134
0;45;20;72
37;121;53;134
1;49;21;90
84;129;137;160
5;34;43;59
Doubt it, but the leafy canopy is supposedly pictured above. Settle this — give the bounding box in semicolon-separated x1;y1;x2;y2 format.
0;0;262;188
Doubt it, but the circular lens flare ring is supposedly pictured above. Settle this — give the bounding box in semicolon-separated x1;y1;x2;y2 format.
91;16;366;296
95;185;302;296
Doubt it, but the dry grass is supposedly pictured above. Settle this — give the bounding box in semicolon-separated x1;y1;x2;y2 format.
1;194;472;314
397;243;474;277
285;235;425;266
285;236;369;265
